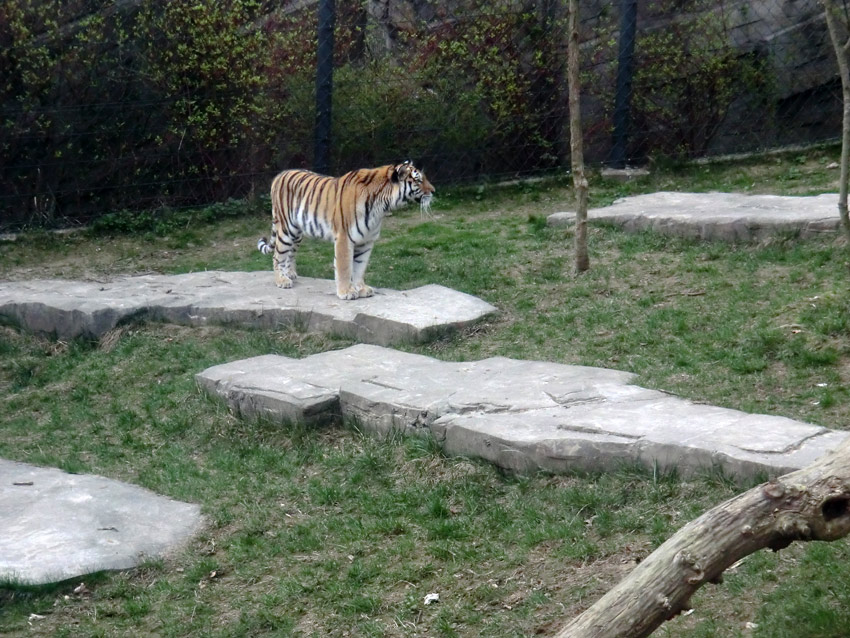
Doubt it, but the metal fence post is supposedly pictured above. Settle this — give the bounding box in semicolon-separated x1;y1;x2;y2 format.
314;0;335;175
607;0;637;169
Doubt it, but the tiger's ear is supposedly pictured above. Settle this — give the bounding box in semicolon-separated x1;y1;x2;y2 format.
392;160;413;182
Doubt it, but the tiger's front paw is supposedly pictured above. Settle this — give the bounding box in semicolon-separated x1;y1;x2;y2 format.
275;273;294;289
336;286;359;300
355;283;374;298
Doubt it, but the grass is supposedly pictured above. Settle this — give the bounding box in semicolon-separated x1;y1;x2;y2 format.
1;145;850;637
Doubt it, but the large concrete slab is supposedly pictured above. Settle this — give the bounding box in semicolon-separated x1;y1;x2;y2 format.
0;271;496;345
197;345;847;480
0;460;204;585
548;192;842;241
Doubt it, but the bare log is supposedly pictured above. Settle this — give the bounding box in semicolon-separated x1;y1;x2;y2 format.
555;437;850;638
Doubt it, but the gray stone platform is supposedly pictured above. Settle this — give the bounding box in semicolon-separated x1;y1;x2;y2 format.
197;345;846;480
0;460;204;585
0;271;496;345
548;191;842;241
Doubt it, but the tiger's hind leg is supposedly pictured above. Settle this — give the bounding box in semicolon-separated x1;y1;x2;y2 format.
274;228;302;289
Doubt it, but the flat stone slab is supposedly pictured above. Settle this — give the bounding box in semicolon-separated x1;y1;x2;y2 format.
0;271;496;345
196;345;847;480
548;192;842;241
0;460;204;585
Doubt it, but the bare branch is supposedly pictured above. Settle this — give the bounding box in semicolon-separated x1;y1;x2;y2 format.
823;0;850;239
555;437;850;638
567;0;590;273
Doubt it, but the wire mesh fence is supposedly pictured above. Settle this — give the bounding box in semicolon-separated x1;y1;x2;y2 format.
0;0;842;231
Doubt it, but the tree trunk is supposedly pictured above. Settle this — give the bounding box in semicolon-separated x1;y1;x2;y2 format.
823;0;850;241
567;0;589;273
554;437;850;638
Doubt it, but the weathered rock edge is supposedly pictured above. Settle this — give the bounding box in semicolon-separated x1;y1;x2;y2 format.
0;271;497;346
196;345;847;480
548;191;841;242
0;459;204;586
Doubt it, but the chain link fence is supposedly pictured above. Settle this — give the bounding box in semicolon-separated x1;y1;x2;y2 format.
0;0;841;231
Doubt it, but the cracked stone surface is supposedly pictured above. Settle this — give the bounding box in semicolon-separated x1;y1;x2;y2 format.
0;271;496;345
0;460;204;585
547;192;841;241
197;345;847;479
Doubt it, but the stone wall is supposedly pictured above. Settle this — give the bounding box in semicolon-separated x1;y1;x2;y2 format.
578;0;838;159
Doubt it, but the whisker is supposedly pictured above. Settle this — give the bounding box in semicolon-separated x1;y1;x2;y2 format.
420;197;434;219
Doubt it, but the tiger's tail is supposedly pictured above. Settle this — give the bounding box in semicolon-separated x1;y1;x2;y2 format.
257;236;273;255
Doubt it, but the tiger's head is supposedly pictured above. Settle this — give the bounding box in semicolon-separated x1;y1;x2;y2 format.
392;160;435;215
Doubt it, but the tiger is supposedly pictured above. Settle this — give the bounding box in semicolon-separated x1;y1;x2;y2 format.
257;160;435;300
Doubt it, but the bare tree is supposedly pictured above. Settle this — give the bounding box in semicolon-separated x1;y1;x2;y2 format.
824;0;850;241
567;0;589;272
555;437;850;638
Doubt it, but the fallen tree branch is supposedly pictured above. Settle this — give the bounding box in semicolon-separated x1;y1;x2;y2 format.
555;437;850;638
